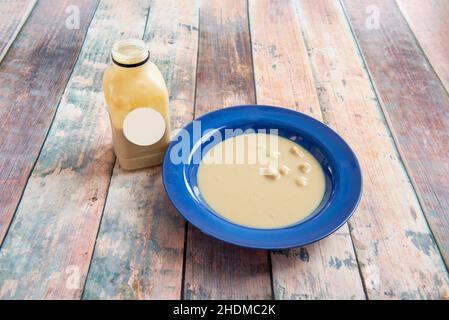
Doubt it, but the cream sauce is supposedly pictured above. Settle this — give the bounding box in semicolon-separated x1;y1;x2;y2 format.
198;133;326;228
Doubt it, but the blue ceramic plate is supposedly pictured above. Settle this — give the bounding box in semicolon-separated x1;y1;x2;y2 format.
162;105;362;249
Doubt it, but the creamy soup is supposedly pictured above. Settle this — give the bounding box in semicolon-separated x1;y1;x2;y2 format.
197;133;326;228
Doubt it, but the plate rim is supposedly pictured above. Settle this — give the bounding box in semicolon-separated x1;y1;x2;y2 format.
162;104;362;249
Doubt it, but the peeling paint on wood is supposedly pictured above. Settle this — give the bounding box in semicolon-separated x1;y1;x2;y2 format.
0;0;99;246
249;0;365;300
183;0;272;300
297;0;449;299
344;0;449;267
0;0;145;299
83;0;199;300
1;0;448;300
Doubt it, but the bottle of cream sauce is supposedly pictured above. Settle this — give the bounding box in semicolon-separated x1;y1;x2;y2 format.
103;39;170;170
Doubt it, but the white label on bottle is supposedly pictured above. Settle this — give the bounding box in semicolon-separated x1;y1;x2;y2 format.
123;107;166;146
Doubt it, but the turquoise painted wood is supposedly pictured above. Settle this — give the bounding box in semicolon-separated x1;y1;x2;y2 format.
183;0;273;300
249;0;365;300
343;0;449;268
0;0;142;299
83;0;199;300
0;0;448;300
297;0;449;299
0;0;99;247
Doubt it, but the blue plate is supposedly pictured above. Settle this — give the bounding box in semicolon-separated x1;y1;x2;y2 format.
162;105;362;249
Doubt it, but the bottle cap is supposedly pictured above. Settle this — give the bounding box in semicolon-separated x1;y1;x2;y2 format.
111;39;149;66
123;108;166;146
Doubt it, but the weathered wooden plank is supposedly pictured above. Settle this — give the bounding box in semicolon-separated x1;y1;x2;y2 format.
393;0;449;265
249;0;365;300
0;0;146;299
183;0;272;300
297;0;449;299
83;0;199;300
397;0;449;93
343;0;449;273
0;0;37;62
0;0;99;246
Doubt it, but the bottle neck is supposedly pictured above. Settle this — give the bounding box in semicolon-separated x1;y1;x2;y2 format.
111;39;149;68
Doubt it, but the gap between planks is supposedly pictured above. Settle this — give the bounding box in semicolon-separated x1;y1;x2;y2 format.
183;0;273;300
249;0;365;300
0;0;141;299
396;0;449;97
295;0;449;299
0;0;101;246
83;0;199;299
0;0;37;63
341;0;449;270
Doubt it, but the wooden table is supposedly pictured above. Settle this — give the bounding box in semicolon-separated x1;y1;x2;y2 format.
0;0;448;300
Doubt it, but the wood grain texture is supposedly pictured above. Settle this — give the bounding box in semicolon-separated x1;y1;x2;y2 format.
183;0;272;300
297;0;449;299
397;0;449;93
0;0;37;62
0;0;145;299
343;0;449;270
0;0;99;246
249;0;365;300
83;0;199;300
394;0;449;265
